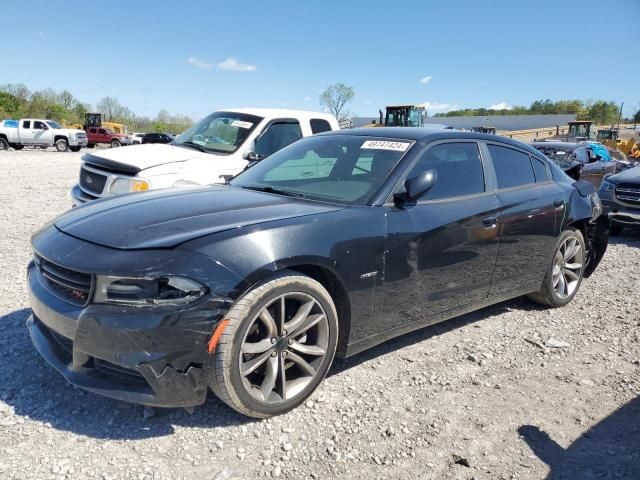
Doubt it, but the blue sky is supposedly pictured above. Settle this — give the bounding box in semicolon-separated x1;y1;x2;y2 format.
3;0;639;119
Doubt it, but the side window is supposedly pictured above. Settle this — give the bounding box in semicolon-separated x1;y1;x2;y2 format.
255;121;303;158
531;157;549;183
310;119;332;134
22;120;31;129
488;144;535;189
33;121;47;129
573;148;589;164
408;142;485;200
98;128;107;135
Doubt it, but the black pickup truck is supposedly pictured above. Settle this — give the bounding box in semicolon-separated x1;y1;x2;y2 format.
598;166;640;235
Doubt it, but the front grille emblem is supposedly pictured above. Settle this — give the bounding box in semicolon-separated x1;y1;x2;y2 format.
85;175;93;185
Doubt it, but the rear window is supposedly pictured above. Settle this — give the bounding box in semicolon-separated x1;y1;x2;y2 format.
531;157;549;182
310;119;332;134
22;120;31;129
488;144;535;189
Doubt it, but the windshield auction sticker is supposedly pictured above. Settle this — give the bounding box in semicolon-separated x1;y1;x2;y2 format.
231;120;254;129
361;140;410;151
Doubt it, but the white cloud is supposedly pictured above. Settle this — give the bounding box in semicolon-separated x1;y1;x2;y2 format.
489;102;513;110
186;57;212;69
217;57;257;72
303;96;312;101
420;101;459;113
419;75;432;84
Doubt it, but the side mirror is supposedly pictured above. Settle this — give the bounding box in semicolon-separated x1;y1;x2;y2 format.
243;151;263;162
395;169;438;206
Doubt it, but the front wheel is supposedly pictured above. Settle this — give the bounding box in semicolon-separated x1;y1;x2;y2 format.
69;146;81;152
55;139;69;152
210;271;338;418
110;139;121;148
528;228;585;307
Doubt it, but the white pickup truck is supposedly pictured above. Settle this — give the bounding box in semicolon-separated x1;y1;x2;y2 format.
0;119;88;152
70;108;339;205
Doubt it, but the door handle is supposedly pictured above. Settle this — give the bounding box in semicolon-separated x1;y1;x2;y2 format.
554;199;564;208
482;217;497;227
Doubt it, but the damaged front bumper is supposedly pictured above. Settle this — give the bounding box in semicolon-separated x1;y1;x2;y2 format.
26;228;244;408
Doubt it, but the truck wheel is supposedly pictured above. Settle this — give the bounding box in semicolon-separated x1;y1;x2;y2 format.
86;143;95;149
110;139;121;148
0;138;8;150
55;139;69;152
69;146;82;152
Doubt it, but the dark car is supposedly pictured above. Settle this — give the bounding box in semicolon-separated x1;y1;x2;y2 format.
141;132;173;144
531;141;618;188
598;165;640;235
27;129;608;418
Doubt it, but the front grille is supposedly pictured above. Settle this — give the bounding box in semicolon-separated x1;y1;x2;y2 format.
76;133;87;141
94;359;147;384
79;167;107;194
35;255;92;306
615;185;640;205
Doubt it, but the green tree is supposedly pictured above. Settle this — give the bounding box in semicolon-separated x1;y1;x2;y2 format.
585;101;619;124
319;83;354;121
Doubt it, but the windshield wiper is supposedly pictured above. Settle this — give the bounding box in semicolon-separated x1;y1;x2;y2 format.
240;184;306;198
175;141;208;153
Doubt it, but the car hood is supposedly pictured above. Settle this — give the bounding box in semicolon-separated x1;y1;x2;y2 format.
607;165;640;184
81;143;216;173
53;185;344;249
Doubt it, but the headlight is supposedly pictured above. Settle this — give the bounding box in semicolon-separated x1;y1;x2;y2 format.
599;180;615;193
590;192;602;222
110;177;150;194
93;275;207;306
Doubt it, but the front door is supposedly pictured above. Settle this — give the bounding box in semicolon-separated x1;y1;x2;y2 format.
32;120;52;145
382;141;500;333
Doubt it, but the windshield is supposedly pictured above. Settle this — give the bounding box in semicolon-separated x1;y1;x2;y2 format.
46;121;62;129
175;111;263;154
230;135;413;205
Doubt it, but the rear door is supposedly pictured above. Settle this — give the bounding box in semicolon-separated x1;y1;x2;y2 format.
382;140;500;332
19;120;35;144
485;143;563;296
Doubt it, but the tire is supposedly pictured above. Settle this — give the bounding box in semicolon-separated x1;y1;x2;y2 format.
87;143;95;149
609;224;623;236
528;228;586;308
210;271;339;418
55;138;69;152
11;144;24;150
0;138;8;150
69;146;81;152
110;139;121;148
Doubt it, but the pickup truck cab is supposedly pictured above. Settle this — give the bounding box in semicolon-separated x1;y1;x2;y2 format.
0;119;87;151
71;108;338;205
86;127;132;148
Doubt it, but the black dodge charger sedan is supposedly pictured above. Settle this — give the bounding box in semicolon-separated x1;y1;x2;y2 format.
27;128;609;418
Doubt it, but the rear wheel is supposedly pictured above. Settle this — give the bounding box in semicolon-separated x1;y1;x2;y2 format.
210;271;338;418
86;143;95;148
69;146;81;152
528;228;585;307
0;138;8;150
110;139;121;148
55;138;69;152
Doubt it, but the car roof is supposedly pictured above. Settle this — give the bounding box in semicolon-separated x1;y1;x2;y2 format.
318;127;544;156
221;108;337;122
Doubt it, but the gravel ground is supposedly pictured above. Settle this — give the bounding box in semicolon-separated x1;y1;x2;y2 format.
1;148;639;480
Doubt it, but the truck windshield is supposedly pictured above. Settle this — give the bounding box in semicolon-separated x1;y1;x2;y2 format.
46;121;62;129
175;111;263;154
231;135;413;205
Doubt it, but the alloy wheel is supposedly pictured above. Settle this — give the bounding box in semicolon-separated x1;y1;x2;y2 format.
552;236;584;299
239;292;329;404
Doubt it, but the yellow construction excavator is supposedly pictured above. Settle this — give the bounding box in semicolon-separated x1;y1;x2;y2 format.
597;128;640;159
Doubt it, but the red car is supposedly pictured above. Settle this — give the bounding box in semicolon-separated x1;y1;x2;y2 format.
86;127;132;148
